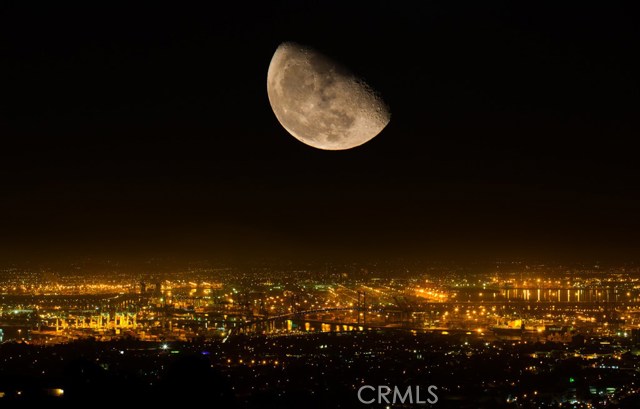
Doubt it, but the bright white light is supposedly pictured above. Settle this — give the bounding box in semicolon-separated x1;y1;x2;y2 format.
161;344;169;350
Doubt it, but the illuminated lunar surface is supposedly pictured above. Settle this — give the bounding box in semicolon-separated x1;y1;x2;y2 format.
267;42;390;150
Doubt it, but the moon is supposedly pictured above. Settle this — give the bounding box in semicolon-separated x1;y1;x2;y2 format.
267;42;390;150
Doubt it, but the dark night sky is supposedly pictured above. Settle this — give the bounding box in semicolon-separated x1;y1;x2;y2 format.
1;1;639;264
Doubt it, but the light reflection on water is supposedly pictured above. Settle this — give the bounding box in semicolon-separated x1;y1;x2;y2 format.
454;288;639;303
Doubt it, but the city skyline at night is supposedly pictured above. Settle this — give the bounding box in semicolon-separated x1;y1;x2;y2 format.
1;260;640;406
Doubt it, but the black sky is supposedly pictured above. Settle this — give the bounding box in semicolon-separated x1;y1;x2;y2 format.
1;1;639;264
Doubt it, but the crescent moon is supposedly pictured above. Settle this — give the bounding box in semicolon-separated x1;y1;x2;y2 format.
267;42;390;150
